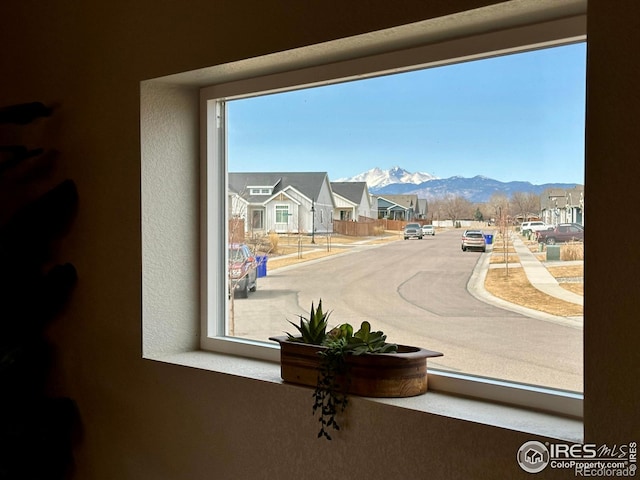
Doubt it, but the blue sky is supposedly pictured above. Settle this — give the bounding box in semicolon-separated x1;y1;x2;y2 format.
227;42;586;185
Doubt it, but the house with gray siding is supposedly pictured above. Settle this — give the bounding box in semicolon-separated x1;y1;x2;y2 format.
330;181;374;220
374;194;421;220
541;185;585;226
229;172;335;236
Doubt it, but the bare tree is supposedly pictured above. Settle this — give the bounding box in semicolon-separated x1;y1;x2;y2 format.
511;191;540;223
228;191;248;335
488;192;511;275
441;194;473;226
428;197;443;224
488;193;509;224
227;186;277;334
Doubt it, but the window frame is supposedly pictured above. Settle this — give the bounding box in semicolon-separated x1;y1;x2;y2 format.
274;204;290;225
251;209;264;230
196;11;586;416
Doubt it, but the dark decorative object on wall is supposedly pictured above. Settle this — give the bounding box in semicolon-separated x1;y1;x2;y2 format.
0;102;79;479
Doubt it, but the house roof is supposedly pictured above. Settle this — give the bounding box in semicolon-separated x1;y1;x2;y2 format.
541;185;585;209
376;194;419;210
229;172;329;203
417;198;428;215
330;182;368;204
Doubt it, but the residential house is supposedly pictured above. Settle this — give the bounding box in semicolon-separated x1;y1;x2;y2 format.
374;194;421;220
330;181;374;220
541;185;585;226
229;172;335;235
416;198;429;219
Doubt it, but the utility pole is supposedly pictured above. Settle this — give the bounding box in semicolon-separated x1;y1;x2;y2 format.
311;199;316;244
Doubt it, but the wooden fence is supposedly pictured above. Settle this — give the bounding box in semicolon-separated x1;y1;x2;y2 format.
233;217;431;239
333;218;426;236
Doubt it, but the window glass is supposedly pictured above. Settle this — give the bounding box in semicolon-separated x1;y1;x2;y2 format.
275;205;289;224
220;43;585;393
251;210;264;229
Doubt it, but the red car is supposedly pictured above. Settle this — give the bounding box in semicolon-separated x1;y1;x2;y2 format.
229;243;258;298
535;224;584;245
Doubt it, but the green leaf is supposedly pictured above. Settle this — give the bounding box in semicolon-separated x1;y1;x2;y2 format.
286;299;330;345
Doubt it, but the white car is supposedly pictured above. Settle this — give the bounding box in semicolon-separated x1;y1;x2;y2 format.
421;225;435;236
520;221;553;235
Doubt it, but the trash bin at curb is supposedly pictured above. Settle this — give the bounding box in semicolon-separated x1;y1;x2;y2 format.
484;234;493;245
256;256;268;277
546;245;560;261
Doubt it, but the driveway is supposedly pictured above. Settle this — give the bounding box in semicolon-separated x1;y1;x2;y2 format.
232;229;582;391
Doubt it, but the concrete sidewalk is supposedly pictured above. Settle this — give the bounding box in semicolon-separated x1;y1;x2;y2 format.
511;234;583;306
468;232;583;328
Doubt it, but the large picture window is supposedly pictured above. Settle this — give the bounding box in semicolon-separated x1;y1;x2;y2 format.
199;12;586;415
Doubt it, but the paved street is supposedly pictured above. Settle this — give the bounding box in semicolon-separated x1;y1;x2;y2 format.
231;229;582;392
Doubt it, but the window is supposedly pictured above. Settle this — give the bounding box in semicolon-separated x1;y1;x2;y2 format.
251;210;264;230
249;188;271;195
275;205;289;225
192;5;586;416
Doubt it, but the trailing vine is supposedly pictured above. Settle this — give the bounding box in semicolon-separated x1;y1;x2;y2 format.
313;338;350;440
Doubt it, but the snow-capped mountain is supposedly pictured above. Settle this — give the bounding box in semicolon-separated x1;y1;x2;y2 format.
336;166;437;190
337;167;580;203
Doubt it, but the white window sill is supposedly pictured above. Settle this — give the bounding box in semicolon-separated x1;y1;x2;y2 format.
147;350;583;443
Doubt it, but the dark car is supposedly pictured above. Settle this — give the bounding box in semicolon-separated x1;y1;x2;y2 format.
403;222;423;240
229;243;258;298
461;230;486;252
535;223;584;245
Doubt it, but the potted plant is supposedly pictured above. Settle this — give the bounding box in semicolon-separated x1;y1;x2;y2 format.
270;300;443;439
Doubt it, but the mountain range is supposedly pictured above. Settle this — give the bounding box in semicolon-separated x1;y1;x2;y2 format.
336;166;580;203
336;166;437;189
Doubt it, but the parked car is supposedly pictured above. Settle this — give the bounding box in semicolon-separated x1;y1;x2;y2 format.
403;223;423;240
520;221;553;236
461;230;486;252
535;223;584;245
421;224;435;236
229;243;258;298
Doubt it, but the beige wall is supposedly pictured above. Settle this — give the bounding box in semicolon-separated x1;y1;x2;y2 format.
1;0;638;478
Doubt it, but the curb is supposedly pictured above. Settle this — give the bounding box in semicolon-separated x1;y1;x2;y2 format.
467;236;583;330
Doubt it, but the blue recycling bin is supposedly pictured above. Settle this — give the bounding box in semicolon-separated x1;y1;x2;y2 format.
256;255;268;277
484;234;493;245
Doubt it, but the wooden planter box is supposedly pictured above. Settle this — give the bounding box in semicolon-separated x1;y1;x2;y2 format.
269;336;443;398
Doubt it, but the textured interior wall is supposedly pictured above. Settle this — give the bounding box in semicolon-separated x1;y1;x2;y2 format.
583;0;640;444
141;82;201;357
0;0;638;478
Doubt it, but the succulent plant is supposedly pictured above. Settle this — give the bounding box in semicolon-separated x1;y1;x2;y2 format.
286;299;330;345
326;320;398;355
285;300;398;439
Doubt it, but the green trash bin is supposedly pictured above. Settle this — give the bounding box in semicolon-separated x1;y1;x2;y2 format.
546;245;560;261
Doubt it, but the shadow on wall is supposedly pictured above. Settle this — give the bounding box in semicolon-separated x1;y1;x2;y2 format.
0;102;80;480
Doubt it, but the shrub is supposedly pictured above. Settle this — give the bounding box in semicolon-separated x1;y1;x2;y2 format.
561;242;584;261
268;230;280;254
